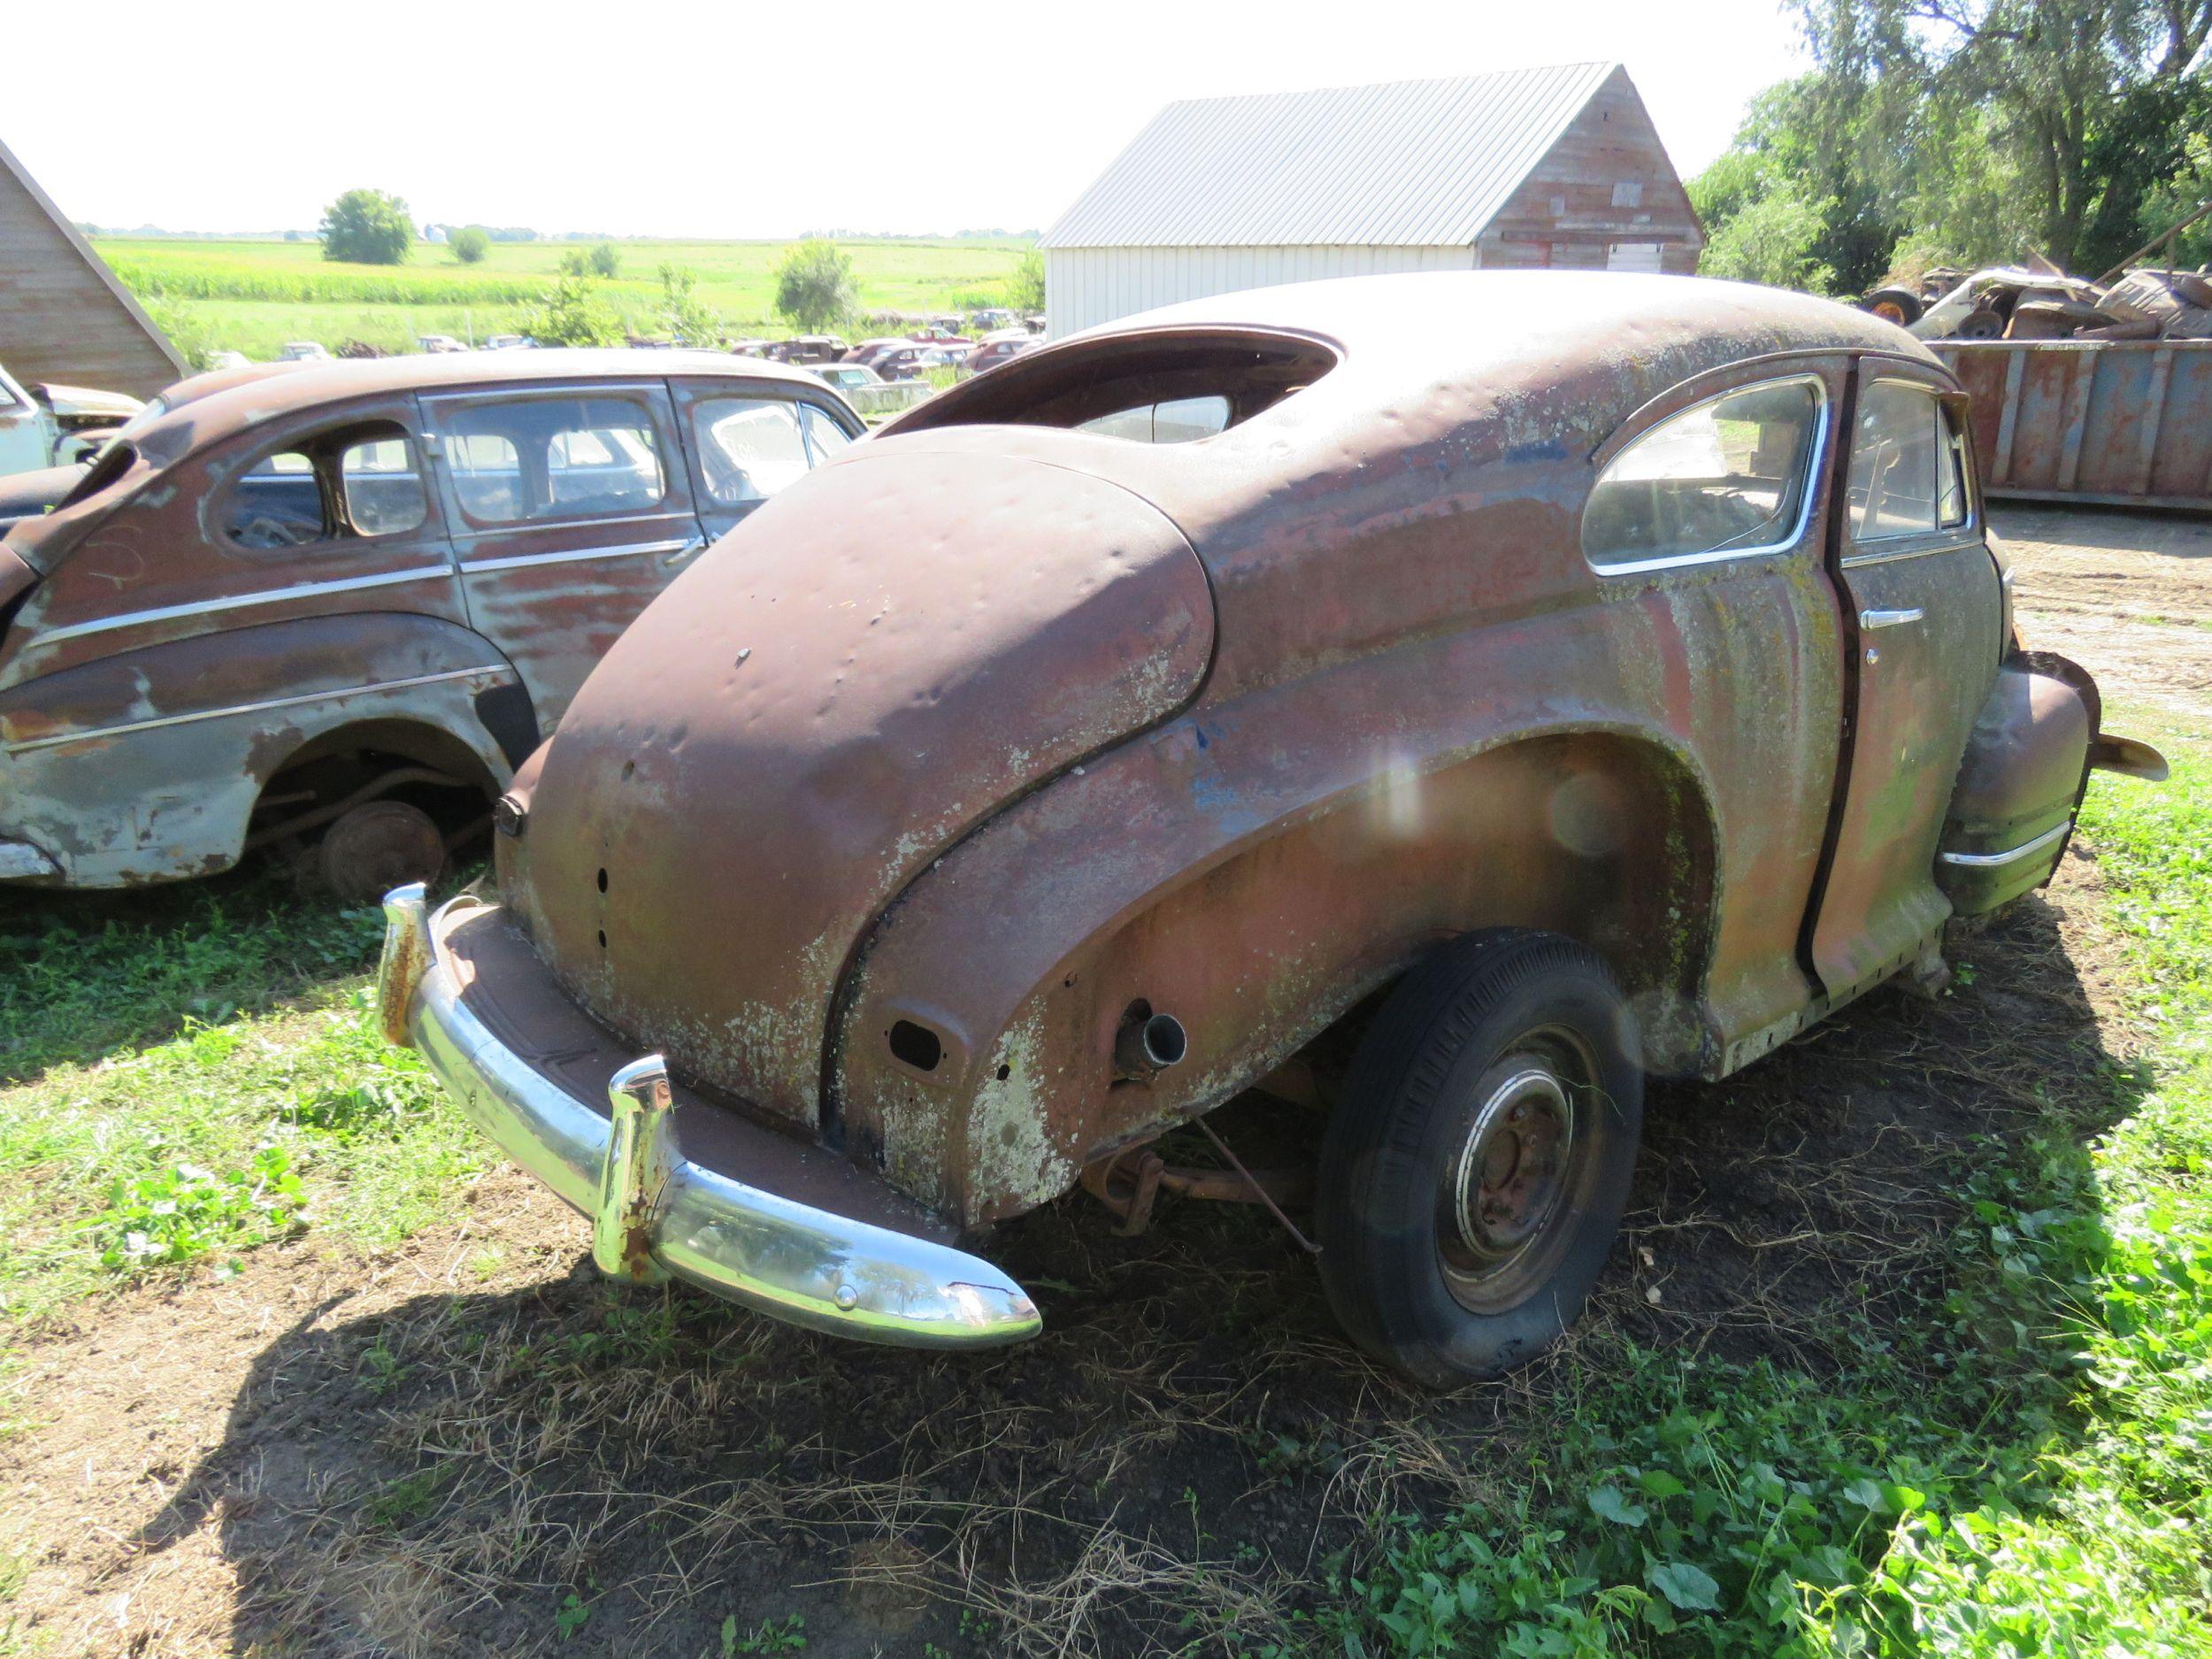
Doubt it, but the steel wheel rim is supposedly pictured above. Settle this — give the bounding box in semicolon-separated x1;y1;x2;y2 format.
1435;1029;1593;1314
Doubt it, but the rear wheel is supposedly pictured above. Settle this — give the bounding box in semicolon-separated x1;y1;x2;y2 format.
1317;930;1643;1386
318;800;445;903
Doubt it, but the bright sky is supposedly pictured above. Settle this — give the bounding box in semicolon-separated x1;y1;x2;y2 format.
9;0;1808;238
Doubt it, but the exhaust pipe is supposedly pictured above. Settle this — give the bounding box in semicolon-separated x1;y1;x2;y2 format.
1114;1008;1188;1079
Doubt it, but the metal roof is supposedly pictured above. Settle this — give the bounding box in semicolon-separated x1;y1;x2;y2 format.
1042;62;1622;250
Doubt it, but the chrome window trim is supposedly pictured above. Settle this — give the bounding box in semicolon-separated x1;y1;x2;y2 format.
1840;535;1985;569
31;564;456;649
4;664;514;756
1937;819;2071;869
1586;373;1832;577
1846;376;1978;552
457;536;695;573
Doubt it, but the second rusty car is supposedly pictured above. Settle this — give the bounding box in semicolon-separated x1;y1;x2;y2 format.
378;273;2159;1384
0;350;861;896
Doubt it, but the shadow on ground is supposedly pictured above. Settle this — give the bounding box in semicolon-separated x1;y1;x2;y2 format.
106;862;2141;1658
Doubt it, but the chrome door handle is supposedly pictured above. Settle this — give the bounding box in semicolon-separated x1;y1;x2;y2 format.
661;536;708;568
1860;607;1924;629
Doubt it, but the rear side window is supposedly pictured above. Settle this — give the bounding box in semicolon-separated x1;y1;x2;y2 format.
1583;378;1824;571
441;395;669;526
800;403;853;464
691;397;811;505
1077;394;1233;444
226;449;324;549
1848;381;1968;541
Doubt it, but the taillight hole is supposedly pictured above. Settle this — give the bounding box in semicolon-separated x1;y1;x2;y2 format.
888;1019;942;1072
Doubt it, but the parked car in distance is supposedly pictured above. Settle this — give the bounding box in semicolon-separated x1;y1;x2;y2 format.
806;362;933;419
765;335;849;365
205;349;253;372
481;335;534;351
376;271;2164;1379
0;350;862;896
278;342;333;363
417;334;469;355
0;360;309;535
964;331;1039;374
0;362;144;482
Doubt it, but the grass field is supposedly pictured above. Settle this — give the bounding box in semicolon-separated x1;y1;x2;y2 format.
1;512;2208;1655
96;235;1030;361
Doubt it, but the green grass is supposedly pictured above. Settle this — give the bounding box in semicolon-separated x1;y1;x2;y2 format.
96;235;1027;361
0;873;488;1321
1325;722;2212;1657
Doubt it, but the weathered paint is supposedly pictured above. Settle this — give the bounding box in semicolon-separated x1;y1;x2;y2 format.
1932;339;2212;511
0;351;864;889
488;273;2097;1231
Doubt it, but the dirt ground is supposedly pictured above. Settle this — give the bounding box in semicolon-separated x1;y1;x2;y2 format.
0;503;2201;1658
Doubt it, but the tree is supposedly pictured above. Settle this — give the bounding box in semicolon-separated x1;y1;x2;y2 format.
319;188;414;265
1794;0;2212;271
657;264;722;347
1005;247;1046;312
517;274;622;348
449;226;490;265
589;242;622;278
1697;185;1840;291
774;239;856;332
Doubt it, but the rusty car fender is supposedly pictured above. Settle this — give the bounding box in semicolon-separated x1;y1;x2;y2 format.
831;627;1725;1227
0;611;524;887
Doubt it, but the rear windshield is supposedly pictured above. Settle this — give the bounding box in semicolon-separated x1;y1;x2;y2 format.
887;329;1337;444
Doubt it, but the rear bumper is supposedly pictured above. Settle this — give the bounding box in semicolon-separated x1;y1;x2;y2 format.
376;884;1040;1348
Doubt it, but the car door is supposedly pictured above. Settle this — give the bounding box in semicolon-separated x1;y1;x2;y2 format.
421;381;705;731
670;380;861;543
1805;363;2002;997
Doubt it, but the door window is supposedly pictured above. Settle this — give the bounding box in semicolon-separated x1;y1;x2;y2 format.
338;434;428;537
1847;381;1968;541
441;395;669;526
691;396;812;505
801;403;855;465
1583;378;1824;570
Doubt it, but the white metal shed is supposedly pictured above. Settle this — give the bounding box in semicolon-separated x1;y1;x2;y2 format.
1041;63;1702;337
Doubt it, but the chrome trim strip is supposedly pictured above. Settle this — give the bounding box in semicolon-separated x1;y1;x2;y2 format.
376;887;1041;1350
4;664;513;755
458;537;693;573
1588;373;1832;577
32;565;454;649
1938;819;2071;869
1841;538;1981;569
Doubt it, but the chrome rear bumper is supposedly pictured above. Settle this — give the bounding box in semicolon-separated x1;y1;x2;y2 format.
377;883;1041;1348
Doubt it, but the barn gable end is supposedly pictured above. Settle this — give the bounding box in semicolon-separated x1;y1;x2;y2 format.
0;137;186;398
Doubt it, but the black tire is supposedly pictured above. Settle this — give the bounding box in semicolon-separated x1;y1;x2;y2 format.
1865;286;1925;326
1317;929;1643;1387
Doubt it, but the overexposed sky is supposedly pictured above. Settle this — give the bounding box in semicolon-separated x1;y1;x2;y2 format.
9;1;1808;238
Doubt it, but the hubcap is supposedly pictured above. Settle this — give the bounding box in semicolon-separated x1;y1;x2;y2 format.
1435;1037;1587;1313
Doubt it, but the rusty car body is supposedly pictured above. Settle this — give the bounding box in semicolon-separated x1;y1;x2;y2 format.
376;272;2159;1382
0;350;861;895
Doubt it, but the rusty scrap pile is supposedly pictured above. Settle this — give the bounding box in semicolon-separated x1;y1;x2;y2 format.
1866;256;2212;343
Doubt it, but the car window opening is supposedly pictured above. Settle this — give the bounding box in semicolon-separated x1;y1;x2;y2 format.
1583;378;1824;571
222;419;426;550
889;331;1338;443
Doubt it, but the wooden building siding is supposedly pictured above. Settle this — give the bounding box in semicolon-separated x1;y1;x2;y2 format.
0;140;185;398
1478;66;1703;275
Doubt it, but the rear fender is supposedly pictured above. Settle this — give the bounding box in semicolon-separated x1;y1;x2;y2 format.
832;712;1719;1227
0;611;520;887
1938;649;2163;914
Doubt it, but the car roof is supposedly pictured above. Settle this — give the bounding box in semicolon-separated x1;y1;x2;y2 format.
1064;270;1933;371
126;349;840;461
